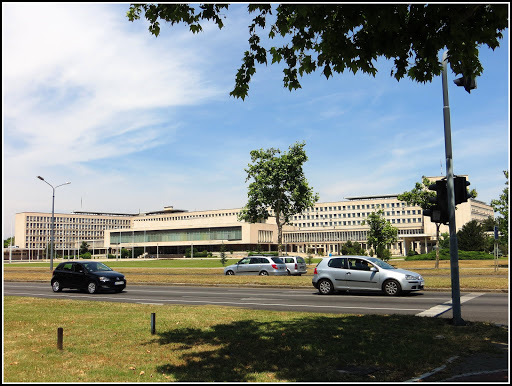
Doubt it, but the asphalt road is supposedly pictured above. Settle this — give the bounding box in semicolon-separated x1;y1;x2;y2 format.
3;282;509;325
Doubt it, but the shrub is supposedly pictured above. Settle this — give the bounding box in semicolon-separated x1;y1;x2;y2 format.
404;249;495;261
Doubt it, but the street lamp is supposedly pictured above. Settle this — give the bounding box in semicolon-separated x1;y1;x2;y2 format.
37;176;71;271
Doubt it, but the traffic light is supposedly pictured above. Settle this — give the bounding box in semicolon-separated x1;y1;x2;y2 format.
453;75;477;93
423;179;449;224
454;175;471;204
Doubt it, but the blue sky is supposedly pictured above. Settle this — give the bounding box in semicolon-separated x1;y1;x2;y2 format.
2;3;510;240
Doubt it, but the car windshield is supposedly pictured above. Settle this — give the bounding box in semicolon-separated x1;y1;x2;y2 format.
366;257;396;270
82;262;113;272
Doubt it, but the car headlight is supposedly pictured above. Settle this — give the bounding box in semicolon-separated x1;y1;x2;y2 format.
99;276;111;282
405;274;421;280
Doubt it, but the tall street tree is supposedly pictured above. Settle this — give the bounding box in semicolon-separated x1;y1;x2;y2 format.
398;175;478;267
398;176;441;267
127;4;508;100
238;141;319;255
363;209;398;261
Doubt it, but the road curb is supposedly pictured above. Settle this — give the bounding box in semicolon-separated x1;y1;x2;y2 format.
405;355;459;382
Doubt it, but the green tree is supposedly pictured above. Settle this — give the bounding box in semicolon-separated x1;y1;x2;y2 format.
363;209;398;261
457;220;488;251
4;237;15;248
398;176;443;267
341;240;366;256
127;4;508;100
398;176;478;267
121;248;131;259
491;170;509;241
439;232;450;249
79;241;90;255
238;141;319;256
397;176;436;208
219;243;228;266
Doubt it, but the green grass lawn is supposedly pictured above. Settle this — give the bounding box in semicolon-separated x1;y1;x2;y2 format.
3;297;508;383
4;257;509;290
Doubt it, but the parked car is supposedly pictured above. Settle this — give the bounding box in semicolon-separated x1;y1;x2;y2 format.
51;261;126;294
312;255;424;296
282;256;307;276
224;256;287;276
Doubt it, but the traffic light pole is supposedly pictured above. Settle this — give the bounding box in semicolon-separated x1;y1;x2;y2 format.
441;50;465;326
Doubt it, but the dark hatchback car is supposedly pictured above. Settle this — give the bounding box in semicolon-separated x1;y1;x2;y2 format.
51;261;126;294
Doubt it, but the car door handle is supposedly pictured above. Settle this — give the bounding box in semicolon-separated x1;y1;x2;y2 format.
346;272;351;275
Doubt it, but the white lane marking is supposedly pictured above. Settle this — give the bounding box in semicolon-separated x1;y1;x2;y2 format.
6;291;423;312
416;292;484;318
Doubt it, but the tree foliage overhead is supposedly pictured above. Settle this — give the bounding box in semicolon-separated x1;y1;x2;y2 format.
127;3;508;99
238;141;319;255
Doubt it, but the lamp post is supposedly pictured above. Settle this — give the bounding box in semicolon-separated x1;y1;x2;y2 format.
37;176;71;271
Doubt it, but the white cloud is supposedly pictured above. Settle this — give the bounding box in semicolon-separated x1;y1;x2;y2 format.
3;3;222;170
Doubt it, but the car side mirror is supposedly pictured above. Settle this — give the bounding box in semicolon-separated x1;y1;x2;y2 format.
370;267;378;272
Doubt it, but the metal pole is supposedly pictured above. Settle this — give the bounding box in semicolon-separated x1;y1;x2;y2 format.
50;186;55;271
441;51;465;326
37;177;70;271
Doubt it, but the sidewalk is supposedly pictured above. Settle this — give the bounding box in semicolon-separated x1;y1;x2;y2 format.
410;341;509;382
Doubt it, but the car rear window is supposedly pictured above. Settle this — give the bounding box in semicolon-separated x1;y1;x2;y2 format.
271;257;284;264
296;257;305;264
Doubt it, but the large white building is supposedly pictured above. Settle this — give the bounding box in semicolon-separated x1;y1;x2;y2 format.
11;181;494;260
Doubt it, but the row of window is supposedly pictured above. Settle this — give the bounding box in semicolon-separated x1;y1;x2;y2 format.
293;217;423;228
135;212;241;223
25;216;130;225
284;228;424;244
110;227;243;244
303;202;409;212
294;209;421;221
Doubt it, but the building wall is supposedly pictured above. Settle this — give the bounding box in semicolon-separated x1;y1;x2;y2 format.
14;212;132;254
13;188;494;258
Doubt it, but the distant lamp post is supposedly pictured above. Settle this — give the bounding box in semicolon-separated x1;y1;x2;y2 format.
37;176;71;271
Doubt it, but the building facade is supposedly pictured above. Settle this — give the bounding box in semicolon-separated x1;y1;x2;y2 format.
11;183;494;260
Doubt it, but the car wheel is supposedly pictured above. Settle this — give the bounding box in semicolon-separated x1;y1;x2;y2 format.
383;279;402;296
225;270;235;276
87;281;98;294
51;280;62;292
259;271;269;276
318;279;334;295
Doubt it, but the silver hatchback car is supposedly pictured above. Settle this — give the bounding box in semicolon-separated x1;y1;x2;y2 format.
224;256;287;276
312;255;424;296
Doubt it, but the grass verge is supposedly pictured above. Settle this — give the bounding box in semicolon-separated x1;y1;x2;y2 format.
4;257;509;291
3;296;508;382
